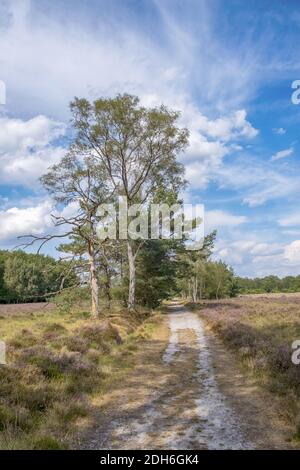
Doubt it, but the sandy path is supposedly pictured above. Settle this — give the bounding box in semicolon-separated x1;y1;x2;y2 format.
81;303;293;450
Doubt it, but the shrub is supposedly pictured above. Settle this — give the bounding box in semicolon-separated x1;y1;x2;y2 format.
64;335;89;353
0;404;15;431
18;346;94;377
42;323;67;334
221;322;260;353
269;344;292;373
76;321;123;352
54;402;88;423
33;436;63;450
53;287;90;313
9;329;38;349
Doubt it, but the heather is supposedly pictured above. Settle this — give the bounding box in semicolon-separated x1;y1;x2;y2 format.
192;294;300;440
0;301;159;449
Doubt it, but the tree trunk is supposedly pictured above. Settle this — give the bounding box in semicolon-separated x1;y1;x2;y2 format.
192;276;198;302
216;280;221;300
104;263;111;306
127;241;136;310
88;241;100;318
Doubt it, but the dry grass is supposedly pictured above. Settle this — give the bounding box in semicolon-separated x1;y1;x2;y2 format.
0;300;160;449
189;294;300;440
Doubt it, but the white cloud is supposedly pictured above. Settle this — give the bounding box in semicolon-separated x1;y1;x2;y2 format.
0;0;182;120
0;198;80;246
213;158;299;207
284;240;300;264
0;0;274;119
250;242;282;256
0;200;53;242
0;115;66;186
199;110;258;142
172;102;258;191
272;127;286;135
0;115;65;153
214;236;300;277
279;213;300;227
242;173;296;206
271;147;294;161
205;210;247;232
154;0;277;112
0;0;261;196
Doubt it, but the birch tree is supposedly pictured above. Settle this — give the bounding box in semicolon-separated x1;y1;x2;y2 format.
20;149;111;318
69;94;188;309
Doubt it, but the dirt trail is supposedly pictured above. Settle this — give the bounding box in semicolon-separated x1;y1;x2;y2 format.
82;303;294;450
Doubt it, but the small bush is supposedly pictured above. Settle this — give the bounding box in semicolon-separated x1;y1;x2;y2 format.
15;384;56;412
293;417;300;442
76;321;123;352
221;322;259;352
53;287;90;314
65;335;89;353
19;347;63;379
42;323;67;334
41;323;68;341
18;346;94;377
54;402;88;423
33;436;63;450
9;329;38;349
270;344;292;373
0;404;15;431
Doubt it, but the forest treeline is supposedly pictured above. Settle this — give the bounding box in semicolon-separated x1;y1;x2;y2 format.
2;248;300;304
0;240;234;305
236;275;300;294
0;250;76;303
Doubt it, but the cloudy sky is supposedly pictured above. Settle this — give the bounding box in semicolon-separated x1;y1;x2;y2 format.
1;0;300;277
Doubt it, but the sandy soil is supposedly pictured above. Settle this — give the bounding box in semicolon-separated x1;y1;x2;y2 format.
80;303;295;450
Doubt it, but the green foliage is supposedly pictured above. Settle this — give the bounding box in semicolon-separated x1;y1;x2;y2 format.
135;239;182;308
52;286;90;313
203;261;237;299
236;275;300;294
70;93;188;202
176;231;242;300
0;250;77;303
0;251;10;302
33;436;63;450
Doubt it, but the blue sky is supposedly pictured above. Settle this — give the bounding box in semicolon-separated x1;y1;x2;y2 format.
1;0;300;277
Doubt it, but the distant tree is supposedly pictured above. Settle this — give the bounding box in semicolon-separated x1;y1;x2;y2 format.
236;274;300;294
0;251;10;303
177;231;216;301
204;261;235;299
135;239;182;308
